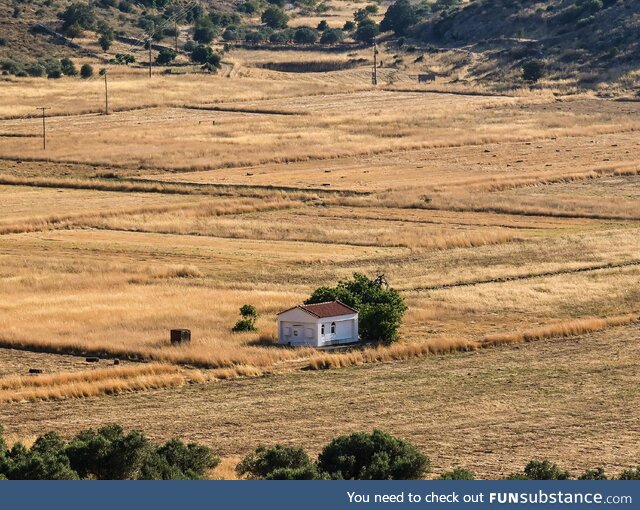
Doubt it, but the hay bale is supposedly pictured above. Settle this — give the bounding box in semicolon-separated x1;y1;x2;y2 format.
171;329;191;345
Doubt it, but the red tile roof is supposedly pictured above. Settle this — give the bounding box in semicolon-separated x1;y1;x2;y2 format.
298;301;357;318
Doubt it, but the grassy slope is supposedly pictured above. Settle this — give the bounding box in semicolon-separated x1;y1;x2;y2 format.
416;0;640;91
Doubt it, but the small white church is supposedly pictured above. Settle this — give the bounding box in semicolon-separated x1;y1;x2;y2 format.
277;301;358;347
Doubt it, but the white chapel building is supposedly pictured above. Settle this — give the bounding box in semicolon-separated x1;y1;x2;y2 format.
277;301;358;347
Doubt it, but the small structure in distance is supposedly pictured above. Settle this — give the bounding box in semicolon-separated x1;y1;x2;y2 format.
277;301;358;347
418;72;436;83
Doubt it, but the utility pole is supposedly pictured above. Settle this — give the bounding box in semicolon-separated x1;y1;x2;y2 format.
104;70;109;115
148;38;152;78
37;107;50;150
372;40;378;86
174;20;178;52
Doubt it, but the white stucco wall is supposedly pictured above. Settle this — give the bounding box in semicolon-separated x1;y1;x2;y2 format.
277;308;358;347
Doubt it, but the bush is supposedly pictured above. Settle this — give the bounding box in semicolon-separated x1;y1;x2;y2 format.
190;44;214;64
317;20;328;31
523;459;571;480
60;58;77;76
618;466;640;480
237;445;319;479
115;53;135;65
439;467;475;480
156;47;177;65
318;430;429;480
25;63;46;77
579;467;607;480
354;19;379;43
194;24;216;44
294;27;318;44
80;63;94;78
343;20;355;31
59;2;95;35
237;0;259;13
320;28;344;44
306;273;407;343
262;7;289;29
522;59;544;82
183;40;196;52
223;28;240;41
380;0;418;36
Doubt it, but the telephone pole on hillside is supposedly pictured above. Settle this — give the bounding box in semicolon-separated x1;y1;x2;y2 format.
148;38;152;78
372;40;378;86
37;107;50;150
104;70;109;115
174;20;178;52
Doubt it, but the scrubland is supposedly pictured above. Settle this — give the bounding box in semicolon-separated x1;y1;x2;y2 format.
0;60;638;476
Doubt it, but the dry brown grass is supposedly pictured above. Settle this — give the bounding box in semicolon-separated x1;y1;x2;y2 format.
0;364;185;402
308;315;639;370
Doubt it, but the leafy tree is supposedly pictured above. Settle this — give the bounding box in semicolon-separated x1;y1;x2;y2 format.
98;23;115;51
115;53;135;65
58;2;95;35
80;63;94;78
380;0;418;36
317;20;329;31
238;0;259;13
193;20;216;44
294;27;318;44
318;430;429;480
306;273;406;343
190;44;214;64
343;20;355;31
579;467;608;480
26;63;46;77
522;59;544;82
320;28;344;44
156;47;177;65
523;459;571;480
354;19;379;43
60;57;77;76
261;7;289;29
223;27;240;41
237;445;319;479
439;467;475;480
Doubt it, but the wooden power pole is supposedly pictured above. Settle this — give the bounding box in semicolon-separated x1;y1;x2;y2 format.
37;107;50;150
104;71;109;115
148;38;152;78
174;21;178;52
372;40;378;86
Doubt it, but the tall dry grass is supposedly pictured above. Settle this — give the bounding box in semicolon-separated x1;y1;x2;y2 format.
307;315;639;370
0;364;185;402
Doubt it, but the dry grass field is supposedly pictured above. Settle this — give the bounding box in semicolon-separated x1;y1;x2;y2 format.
0;59;638;477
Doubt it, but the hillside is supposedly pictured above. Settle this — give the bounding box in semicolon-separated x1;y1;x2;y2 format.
413;0;640;92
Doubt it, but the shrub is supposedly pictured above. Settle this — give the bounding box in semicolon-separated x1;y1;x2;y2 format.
183;40;196;52
80;63;93;78
354;19;379;43
320;28;344;44
523;459;571;480
262;7;289;29
115;53;135;65
439;467;475;480
579;467;607;480
190;44;213;64
156;47;177;65
58;2;95;35
25;63;46;77
237;445;318;479
239;304;258;319
237;0;259;13
317;430;429;480
317;20;329;31
343;20;355;31
47;68;62;79
194;24;216;44
294;27;318;44
306;273;407;343
223;28;240;41
380;0;418;36
60;58;77;76
618;466;640;480
522;59;544;82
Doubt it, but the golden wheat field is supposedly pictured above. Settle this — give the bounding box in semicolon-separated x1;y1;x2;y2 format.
0;57;638;478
